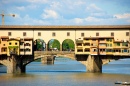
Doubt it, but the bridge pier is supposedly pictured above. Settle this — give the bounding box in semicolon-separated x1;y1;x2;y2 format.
7;54;25;74
87;55;102;73
41;56;54;64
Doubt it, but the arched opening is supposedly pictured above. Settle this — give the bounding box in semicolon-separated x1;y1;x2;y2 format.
62;39;75;51
48;39;60;51
34;39;46;51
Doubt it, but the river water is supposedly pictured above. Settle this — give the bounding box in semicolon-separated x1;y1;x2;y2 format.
0;57;130;86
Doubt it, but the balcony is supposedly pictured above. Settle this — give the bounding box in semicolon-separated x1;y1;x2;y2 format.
83;38;90;43
99;40;106;43
99;44;106;48
76;39;83;43
106;49;113;55
113;52;121;56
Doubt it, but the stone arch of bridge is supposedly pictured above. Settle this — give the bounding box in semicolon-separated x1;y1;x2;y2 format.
23;58;42;66
0;61;8;67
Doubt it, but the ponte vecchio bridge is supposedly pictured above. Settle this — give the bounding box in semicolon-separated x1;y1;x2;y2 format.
0;25;130;74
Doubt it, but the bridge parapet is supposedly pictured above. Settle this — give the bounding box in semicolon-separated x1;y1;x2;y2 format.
34;51;75;55
34;51;75;60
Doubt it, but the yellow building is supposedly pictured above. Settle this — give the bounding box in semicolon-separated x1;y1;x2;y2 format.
24;38;33;55
20;38;25;55
113;40;129;56
84;37;98;55
105;37;114;55
0;36;9;55
75;38;83;54
7;38;20;56
113;41;122;56
75;36;130;56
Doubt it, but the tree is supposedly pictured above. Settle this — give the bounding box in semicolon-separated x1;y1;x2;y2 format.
62;39;74;51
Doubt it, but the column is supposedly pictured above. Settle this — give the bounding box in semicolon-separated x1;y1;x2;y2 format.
87;55;102;73
41;56;54;65
7;54;25;74
46;44;48;51
60;44;62;51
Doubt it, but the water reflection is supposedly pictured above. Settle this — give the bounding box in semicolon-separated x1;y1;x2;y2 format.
0;58;130;86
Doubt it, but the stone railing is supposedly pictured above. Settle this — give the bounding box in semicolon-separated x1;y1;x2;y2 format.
34;51;75;55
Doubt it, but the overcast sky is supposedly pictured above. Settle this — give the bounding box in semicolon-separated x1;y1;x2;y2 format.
0;0;130;25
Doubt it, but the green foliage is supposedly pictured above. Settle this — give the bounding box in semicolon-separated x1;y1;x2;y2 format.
36;39;44;50
8;46;18;48
62;39;74;51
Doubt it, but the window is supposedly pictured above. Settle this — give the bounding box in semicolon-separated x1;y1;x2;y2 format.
38;32;41;36
77;43;82;46
15;42;17;45
23;32;26;36
20;49;24;52
20;42;24;45
9;42;11;45
52;32;56;36
116;43;120;46
96;32;99;36
106;49;112;52
84;43;90;46
81;33;84;37
111;32;114;36
77;49;83;52
67;32;70;36
24;43;31;46
124;49;127;52
93;49;97;52
110;39;112;42
84;48;90;52
25;48;31;52
110;44;112;47
126;32;129;36
8;32;11;36
122;42;128;47
107;44;109;47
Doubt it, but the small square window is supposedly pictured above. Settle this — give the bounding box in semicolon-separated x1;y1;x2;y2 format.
38;32;41;36
111;32;114;36
9;42;11;45
96;32;99;36
81;33;84;37
126;32;129;36
67;32;70;36
15;43;17;45
23;32;26;36
8;32;11;36
52;32;56;36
